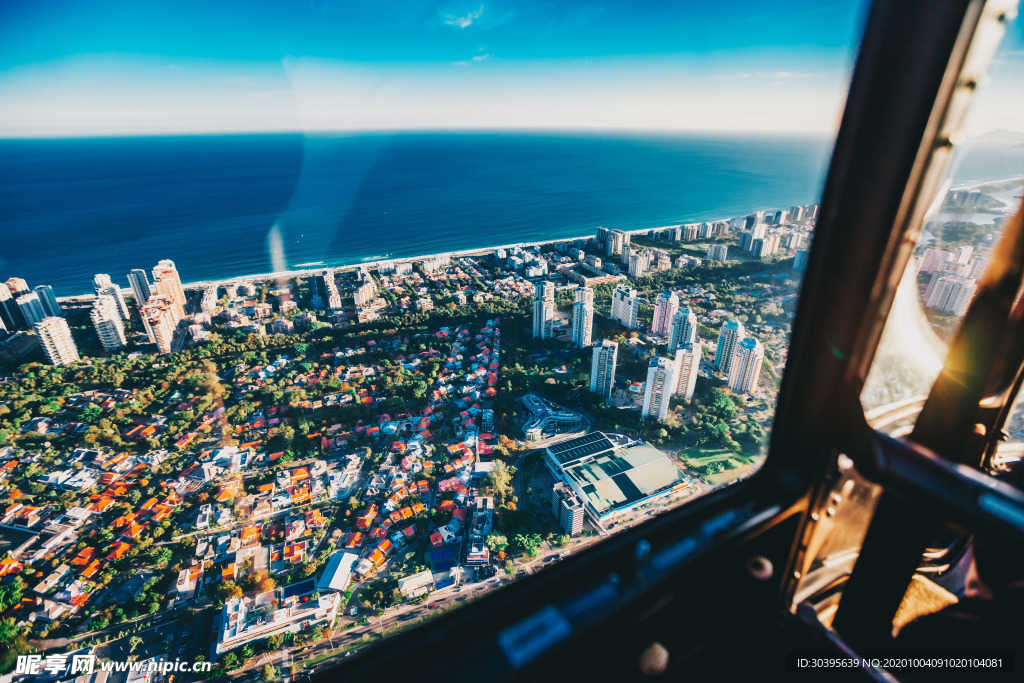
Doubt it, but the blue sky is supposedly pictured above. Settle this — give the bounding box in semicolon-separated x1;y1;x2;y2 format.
0;0;1018;137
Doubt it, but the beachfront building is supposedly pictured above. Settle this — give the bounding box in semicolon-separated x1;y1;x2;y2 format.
311;270;343;311
707;244;728;262
96;282;129;320
5;278;29;297
752;234;782;259
90;295;127;352
673;341;702;400
34;285;62;318
571;286;594;348
590;340;618;398
606;229;629;257
152;259;187;319
16;293;46;327
127;269;152;309
642;356;676;421
35;317;80;367
0;286;24;331
727;336;764;395
610;284;639;329
668;308;697;353
141;295;181;355
651;290;679;337
714;318;745;374
532;281;555;339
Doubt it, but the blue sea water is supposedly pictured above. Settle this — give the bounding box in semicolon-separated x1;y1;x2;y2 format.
2;130;1011;297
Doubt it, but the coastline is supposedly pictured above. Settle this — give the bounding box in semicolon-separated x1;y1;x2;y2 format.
54;174;1022;303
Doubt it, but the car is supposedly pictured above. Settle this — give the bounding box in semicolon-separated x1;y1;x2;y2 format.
349;605;358;616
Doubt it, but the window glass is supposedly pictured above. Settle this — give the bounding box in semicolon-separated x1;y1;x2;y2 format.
0;0;867;675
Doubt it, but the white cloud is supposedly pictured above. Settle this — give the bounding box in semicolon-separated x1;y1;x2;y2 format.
472;54;493;62
444;5;484;29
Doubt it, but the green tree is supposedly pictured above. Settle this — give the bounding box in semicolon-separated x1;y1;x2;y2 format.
261;664;277;681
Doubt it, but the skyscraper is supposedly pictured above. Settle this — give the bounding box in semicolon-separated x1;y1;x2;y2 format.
668;309;697;353
152;259;187;318
310;269;342;310
91;295;127;352
673;341;703;400
707;245;728;262
141;295;181;355
127;269;152;308
35;316;80;366
16;293;46;327
590;340;618;398
532;281;555;339
610;284;639;329
0;286;25;331
714;318;745;374
33;285;62;318
93;274;112;292
651;291;679;337
727;337;764;395
5;278;29;297
642;356;676;420
571;286;594;348
96;283;130;320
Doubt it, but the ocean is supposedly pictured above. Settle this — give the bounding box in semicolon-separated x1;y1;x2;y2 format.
0;131;1017;297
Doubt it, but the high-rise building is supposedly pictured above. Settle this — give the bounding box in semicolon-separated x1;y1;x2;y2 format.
954;245;974;265
95;283;129;320
752;234;781;259
532;281;555;339
714;319;745;374
152;260;187;319
141;295;181;354
707;244;728;262
969;257;992;280
790;205;806;222
751;222;767;240
595;227;611;253
35;316;80;366
93;274;112;292
728;336;764;395
571;286;594;348
783;232;803;250
607;229;629;257
683;224;699;241
91;295;127;352
668;309;697;353
651;291;679;337
919;248;953;273
925;274;977;316
127;269;152;309
32;285;62;318
16;293;46;327
793;249;810;271
551;483;585;536
673;341;703;399
5;278;29;297
201;285;218;314
627;250;651;278
642;356;677;420
310;269;343;311
0;286;25;331
610;284;639;329
590;340;618;398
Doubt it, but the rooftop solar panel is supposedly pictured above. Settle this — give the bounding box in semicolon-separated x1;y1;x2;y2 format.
547;432;614;465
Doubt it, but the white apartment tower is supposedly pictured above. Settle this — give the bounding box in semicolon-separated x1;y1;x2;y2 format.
714;318;746;374
727;336;764;395
532;281;555;339
96;283;130;320
590;340;618;398
152;259;187;319
642;356;677;421
91;295;128;352
668;308;697;353
141;295;180;355
610;284;640;329
35;316;80;366
571;286;594;348
651;290;679;337
673;341;703;400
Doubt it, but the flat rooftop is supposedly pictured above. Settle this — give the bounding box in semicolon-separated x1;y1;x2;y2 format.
546;435;688;518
